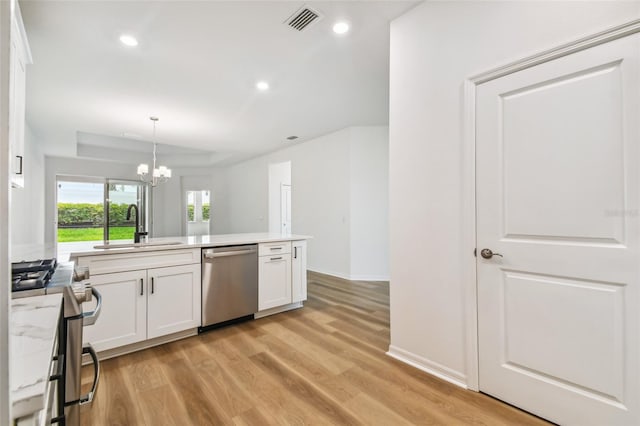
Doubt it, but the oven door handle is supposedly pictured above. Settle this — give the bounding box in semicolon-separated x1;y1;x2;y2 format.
82;287;102;326
79;344;100;406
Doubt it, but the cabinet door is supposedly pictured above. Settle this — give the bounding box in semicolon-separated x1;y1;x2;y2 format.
83;270;147;352
9;15;27;188
147;263;201;339
258;254;292;311
292;240;307;303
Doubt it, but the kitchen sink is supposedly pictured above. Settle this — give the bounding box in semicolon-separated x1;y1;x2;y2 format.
93;241;184;249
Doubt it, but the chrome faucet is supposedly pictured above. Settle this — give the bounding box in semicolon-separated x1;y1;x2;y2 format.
126;204;148;243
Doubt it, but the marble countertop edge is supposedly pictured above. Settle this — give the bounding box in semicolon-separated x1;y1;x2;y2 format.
11;293;63;420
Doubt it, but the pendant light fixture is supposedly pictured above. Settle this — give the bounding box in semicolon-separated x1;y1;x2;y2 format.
137;116;171;186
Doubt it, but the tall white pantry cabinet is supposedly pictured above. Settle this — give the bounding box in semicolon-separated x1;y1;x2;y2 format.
9;2;31;189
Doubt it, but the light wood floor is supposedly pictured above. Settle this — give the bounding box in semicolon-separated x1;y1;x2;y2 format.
80;271;549;425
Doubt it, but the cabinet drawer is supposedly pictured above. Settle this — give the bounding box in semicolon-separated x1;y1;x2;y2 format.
258;241;291;257
76;248;200;275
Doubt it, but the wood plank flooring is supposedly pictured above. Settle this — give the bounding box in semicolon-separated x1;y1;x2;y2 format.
80;271;549;425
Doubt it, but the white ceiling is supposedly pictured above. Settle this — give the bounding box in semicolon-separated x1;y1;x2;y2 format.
21;1;416;166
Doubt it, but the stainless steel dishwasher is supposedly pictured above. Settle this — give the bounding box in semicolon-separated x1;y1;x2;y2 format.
200;244;258;330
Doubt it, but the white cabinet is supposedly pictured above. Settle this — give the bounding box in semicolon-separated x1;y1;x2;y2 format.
9;3;31;189
83;270;147;351
258;242;292;311
79;251;201;353
147;264;201;339
292;240;307;303
258;240;308;312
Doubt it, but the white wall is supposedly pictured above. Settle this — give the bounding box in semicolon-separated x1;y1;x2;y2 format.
388;1;640;386
227;126;389;280
10;125;45;253
227;128;352;277
268;161;291;233
350;127;389;280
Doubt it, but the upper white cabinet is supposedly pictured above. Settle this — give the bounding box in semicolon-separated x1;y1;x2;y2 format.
9;2;32;189
292;240;307;303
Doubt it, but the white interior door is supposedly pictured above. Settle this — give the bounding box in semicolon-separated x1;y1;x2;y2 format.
281;184;291;234
476;34;639;425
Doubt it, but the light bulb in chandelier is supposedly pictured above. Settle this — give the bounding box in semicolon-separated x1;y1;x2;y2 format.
136;117;171;186
137;164;149;176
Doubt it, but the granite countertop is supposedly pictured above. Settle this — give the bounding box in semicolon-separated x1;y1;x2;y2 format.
11;294;63;420
68;232;312;258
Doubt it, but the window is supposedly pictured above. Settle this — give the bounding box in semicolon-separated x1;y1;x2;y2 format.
57;177;148;244
186;190;210;236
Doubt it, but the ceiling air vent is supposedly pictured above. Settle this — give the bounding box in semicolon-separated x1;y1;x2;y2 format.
285;6;322;31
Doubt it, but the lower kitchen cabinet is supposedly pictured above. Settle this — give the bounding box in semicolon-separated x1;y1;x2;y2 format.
292;240;307;303
147;264;201;339
258;252;292;311
83;263;201;352
258;240;308;312
83;270;146;351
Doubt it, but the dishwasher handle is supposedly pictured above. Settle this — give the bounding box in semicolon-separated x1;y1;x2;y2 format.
203;249;257;259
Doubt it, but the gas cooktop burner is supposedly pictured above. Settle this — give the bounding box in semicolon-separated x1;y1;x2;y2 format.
11;259;57;293
12;258;57;274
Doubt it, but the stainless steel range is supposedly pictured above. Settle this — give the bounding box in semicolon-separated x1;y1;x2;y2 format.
11;259;102;426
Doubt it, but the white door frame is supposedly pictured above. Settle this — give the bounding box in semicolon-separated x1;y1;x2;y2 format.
462;18;640;392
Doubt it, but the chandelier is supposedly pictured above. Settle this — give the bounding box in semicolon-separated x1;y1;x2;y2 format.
137;116;171;187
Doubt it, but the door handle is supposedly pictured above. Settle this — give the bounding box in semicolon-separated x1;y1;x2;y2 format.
140;278;144;296
480;248;503;259
16;155;23;175
204;249;256;259
151;277;154;294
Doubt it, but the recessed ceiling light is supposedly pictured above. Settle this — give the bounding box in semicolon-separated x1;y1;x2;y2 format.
332;22;350;35
256;81;270;91
119;34;138;47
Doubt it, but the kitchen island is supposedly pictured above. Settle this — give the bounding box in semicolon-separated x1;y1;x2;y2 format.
69;233;310;359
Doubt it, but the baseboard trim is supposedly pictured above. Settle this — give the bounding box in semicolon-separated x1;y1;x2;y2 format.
307;268;389;282
308;268;351;281
349;274;389;282
386;345;467;389
254;302;303;319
